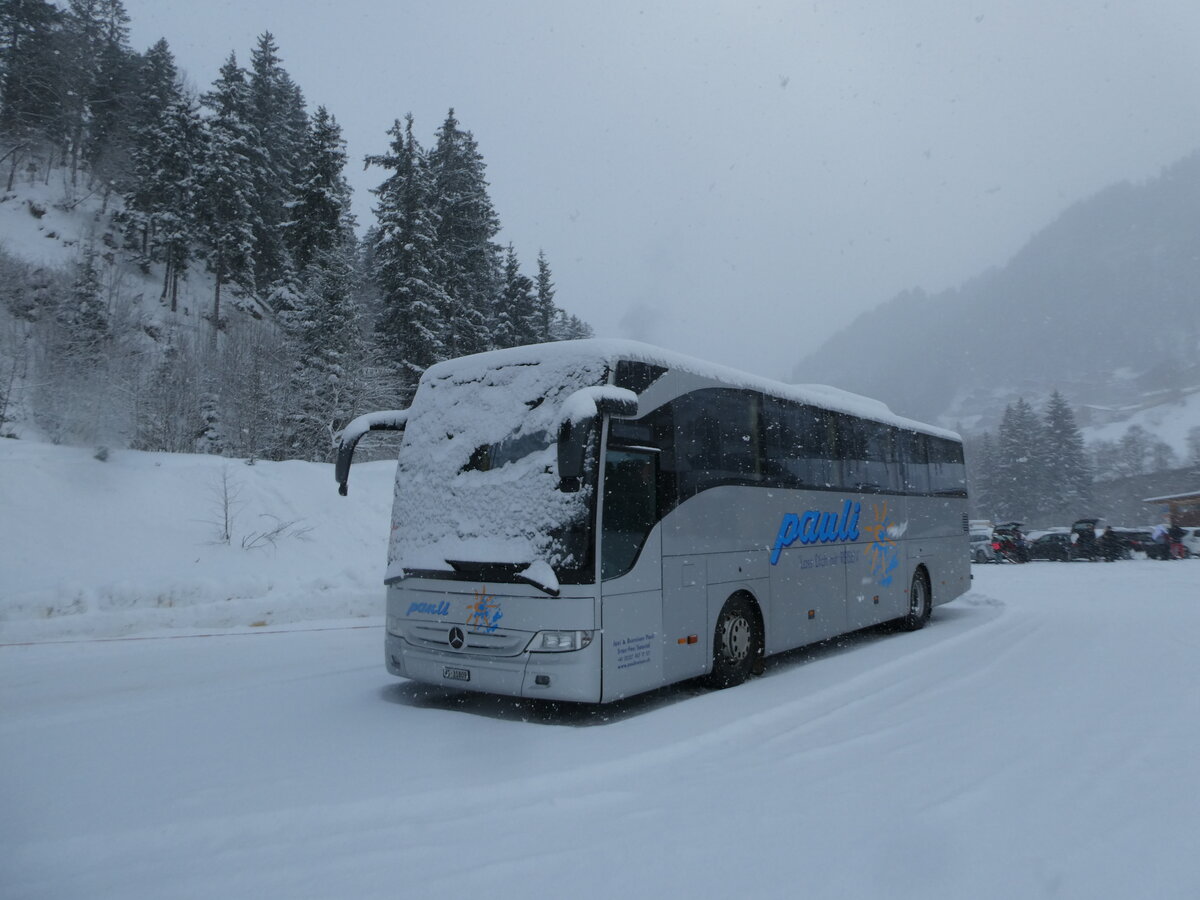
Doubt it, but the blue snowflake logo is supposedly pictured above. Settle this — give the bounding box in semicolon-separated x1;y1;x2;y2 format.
466;587;504;633
862;502;902;586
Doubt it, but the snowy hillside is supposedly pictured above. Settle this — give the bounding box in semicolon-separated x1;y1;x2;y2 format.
795;151;1200;449
0;168;239;330
1078;382;1200;452
0;439;394;642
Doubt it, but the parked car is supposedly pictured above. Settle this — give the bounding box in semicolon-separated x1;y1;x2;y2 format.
1112;528;1156;559
1029;532;1072;561
970;528;995;563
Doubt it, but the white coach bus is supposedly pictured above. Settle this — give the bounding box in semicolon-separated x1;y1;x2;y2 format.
336;340;969;704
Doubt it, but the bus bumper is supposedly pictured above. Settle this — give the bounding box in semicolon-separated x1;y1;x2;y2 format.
385;632;603;703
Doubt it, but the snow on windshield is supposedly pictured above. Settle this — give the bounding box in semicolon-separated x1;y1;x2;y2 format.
388;346;611;576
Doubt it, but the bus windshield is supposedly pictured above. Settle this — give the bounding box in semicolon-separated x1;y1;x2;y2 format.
387;349;610;585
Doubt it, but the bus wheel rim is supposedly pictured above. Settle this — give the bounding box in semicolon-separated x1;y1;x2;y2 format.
911;579;927;615
725;615;751;661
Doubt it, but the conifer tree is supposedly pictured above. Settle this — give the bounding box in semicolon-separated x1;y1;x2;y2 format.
368;114;447;397
125;37;181;255
58;243;109;363
992;398;1044;521
82;16;138;191
196;53;258;342
0;0;66;147
1041;390;1092;518
124;39;202;308
247;32;305;298
1114;425;1152;477
965;430;996;520
497;243;535;348
287;105;353;273
533;249;556;343
551;310;594;341
152;95;202;311
60;0;132;186
429;108;500;359
284;248;367;460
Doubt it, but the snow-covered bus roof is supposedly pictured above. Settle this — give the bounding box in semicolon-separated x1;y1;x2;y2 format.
421;338;960;442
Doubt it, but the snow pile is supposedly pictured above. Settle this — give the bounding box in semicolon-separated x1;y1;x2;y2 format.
0;439;394;642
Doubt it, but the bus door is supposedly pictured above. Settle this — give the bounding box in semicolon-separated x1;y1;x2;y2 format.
599;445;665;698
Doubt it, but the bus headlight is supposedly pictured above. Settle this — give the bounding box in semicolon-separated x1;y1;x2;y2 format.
386;615;404;636
529;630;594;652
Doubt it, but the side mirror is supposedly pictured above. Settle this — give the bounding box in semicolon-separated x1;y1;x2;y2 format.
556;417;591;491
335;409;409;495
555;386;638;492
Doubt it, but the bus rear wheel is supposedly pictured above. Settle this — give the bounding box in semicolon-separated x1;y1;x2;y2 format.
899;569;931;632
706;595;762;689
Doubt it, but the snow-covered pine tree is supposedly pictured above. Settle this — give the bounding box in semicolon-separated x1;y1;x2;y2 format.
551;310;594;341
429;109;500;359
124;40;203;309
1113;425;1152;478
1149;439;1177;472
283;248;368;461
59;242;109;363
993;398;1045;522
533;249;556;343
967;430;998;520
247;31;305;300
496;243;535;348
196;52;258;344
153;95;203;312
124;36;182;258
80;7;138;194
368;114;447;399
60;0;132;188
1041;390;1092;520
0;0;67;155
133;336;203;453
287;105;353;274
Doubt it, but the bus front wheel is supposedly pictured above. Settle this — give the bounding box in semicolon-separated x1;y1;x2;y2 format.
899;569;931;632
706;595;763;689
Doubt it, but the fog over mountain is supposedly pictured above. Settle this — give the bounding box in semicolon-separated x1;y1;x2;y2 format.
795;152;1200;433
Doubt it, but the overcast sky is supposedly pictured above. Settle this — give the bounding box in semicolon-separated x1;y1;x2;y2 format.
123;0;1200;381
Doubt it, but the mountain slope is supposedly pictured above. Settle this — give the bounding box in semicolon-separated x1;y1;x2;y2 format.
794;152;1200;434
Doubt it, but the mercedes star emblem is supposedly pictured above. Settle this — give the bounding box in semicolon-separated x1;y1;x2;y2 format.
448;626;465;650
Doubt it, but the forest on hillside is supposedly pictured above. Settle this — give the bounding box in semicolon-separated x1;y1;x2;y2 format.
0;0;591;461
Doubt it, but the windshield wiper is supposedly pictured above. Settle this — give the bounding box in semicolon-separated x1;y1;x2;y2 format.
444;559;561;597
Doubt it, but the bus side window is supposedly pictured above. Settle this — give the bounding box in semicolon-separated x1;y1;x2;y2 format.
763;399;833;489
866;423;900;492
673;389;761;498
901;430;931;494
929;437;967;496
836;414;868;491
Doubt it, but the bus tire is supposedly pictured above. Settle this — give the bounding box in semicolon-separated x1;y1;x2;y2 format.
705;594;762;689
899;569;931;632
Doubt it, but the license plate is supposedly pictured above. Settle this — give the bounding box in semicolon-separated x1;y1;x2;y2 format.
442;666;471;682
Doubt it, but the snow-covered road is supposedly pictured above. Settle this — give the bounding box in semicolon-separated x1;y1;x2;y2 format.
4;562;1199;899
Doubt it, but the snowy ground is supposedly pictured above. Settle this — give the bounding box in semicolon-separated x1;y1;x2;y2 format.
3;442;1200;899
